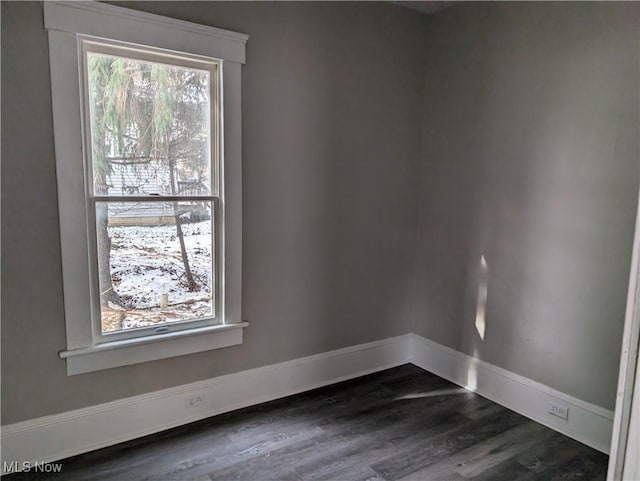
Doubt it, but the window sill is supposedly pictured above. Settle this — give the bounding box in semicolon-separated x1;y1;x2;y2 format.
59;322;249;375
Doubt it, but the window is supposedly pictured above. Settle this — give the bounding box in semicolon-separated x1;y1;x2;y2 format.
84;40;220;340
45;2;248;374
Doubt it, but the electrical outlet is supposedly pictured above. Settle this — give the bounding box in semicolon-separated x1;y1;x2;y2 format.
549;401;569;420
185;392;205;409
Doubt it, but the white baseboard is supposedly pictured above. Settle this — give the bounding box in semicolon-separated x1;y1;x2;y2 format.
409;334;614;454
0;333;615;474
0;335;411;474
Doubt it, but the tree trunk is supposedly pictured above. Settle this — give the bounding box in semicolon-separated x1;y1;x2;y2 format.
90;65;119;308
96;172;118;306
169;157;198;292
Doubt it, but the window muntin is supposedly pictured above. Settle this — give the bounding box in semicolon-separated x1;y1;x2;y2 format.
81;38;221;341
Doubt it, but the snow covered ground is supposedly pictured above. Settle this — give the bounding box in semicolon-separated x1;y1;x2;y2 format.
102;219;214;332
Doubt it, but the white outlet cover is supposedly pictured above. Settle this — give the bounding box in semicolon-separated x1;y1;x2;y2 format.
549;401;569;420
185;393;205;408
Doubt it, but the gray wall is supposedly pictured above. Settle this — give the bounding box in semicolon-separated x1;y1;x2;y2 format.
0;1;425;424
2;0;638;425
413;2;639;409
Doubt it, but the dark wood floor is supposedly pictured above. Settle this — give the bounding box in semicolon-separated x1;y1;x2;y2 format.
6;364;609;481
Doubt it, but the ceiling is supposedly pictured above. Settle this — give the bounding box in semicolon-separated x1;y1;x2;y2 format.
392;1;457;15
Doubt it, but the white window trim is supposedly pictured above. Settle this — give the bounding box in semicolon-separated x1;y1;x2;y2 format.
45;1;248;375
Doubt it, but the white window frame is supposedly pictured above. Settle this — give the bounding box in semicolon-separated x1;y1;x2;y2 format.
81;38;223;343
44;1;248;375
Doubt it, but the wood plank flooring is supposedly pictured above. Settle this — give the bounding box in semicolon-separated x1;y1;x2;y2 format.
5;364;609;481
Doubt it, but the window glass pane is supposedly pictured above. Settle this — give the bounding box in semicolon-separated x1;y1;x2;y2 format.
86;51;212;196
96;201;215;333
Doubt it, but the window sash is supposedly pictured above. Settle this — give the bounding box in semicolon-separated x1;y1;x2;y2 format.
87;196;221;343
79;36;223;344
79;36;222;199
